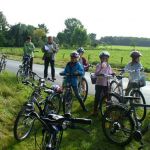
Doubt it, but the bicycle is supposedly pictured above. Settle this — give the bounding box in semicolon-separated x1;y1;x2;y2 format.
27;109;92;150
102;100;150;149
16;55;34;83
77;64;93;102
110;69;146;122
14;74;61;141
0;54;7;73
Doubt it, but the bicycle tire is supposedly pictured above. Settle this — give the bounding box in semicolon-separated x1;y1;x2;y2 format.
41;130;63;150
16;68;25;83
110;80;122;95
78;77;88;103
102;105;134;146
130;90;146;122
63;90;72;114
44;94;61;115
14;103;34;141
100;93;121;116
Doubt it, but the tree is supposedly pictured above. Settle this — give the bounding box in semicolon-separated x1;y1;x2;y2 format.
72;27;88;47
38;24;49;34
89;33;97;47
0;11;9;46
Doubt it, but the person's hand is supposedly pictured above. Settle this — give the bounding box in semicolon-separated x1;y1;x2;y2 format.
101;62;107;68
74;71;79;75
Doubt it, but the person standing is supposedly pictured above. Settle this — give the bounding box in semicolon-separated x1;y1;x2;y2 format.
42;36;59;80
23;36;35;71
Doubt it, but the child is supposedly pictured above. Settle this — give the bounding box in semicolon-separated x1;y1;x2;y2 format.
62;51;88;112
77;47;89;71
92;51;113;116
123;50;145;95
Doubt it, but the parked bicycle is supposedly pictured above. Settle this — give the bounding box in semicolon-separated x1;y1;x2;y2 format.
102;100;150;149
14;74;61;141
16;55;34;83
0;54;7;73
110;69;146;122
27;109;92;150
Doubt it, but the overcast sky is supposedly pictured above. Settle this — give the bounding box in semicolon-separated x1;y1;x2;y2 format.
1;0;150;39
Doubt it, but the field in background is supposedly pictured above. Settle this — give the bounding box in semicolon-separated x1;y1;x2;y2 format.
1;72;150;150
0;45;150;79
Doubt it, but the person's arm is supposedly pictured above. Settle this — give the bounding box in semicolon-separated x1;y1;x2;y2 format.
52;42;59;53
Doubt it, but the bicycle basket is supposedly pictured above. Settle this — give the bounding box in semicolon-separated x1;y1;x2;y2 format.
90;73;96;84
139;76;146;87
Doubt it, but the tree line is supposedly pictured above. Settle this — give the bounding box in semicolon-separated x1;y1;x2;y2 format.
1;11;150;48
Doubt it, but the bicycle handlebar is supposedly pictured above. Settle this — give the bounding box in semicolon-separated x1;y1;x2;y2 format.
59;72;82;77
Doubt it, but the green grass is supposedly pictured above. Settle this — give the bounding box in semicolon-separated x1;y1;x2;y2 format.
1;72;150;149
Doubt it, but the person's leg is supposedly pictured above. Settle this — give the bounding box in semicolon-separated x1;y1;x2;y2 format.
92;85;102;115
44;57;49;78
125;82;133;96
72;86;87;111
50;59;55;79
29;57;33;71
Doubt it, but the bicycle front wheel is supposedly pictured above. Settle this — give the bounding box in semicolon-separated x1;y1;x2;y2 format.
63;90;72;114
100;93;121;116
44;93;61;115
16;68;25;83
78;77;88;102
102;105;134;146
130;90;146;122
14;103;34;141
41;130;62;150
110;80;122;95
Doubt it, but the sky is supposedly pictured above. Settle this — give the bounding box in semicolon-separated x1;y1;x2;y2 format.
1;0;150;39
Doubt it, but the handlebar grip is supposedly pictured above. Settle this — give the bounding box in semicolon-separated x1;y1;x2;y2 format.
71;118;92;125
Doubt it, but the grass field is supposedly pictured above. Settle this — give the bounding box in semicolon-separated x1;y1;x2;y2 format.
1;45;150;80
1;72;150;150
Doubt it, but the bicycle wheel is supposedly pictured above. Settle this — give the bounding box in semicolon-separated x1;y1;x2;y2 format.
78;77;88;102
100;93;121;116
110;80;122;95
130;90;146;122
16;68;25;83
63;90;72;114
102;105;134;146
44;94;61;115
41;130;63;150
14;103;34;141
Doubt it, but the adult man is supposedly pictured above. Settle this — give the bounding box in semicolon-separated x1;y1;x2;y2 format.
42;36;59;80
23;36;35;71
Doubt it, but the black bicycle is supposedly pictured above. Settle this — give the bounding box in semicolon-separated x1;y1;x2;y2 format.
0;54;7;73
102;99;150;148
28;110;92;150
16;55;34;83
110;69;146;122
14;76;61;141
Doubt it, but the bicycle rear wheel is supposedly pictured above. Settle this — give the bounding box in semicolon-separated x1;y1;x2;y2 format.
130;90;146;122
63;90;72;114
14;103;34;141
78;77;88;102
100;93;121;116
102;105;134;146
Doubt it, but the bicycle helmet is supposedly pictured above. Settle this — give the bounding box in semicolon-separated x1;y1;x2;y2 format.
70;51;80;58
77;47;84;54
99;51;110;58
130;50;142;58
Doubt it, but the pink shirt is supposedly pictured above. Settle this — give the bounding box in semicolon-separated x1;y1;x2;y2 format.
95;63;113;86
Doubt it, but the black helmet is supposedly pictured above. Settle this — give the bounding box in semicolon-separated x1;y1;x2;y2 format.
130;50;142;58
77;47;84;54
70;51;80;58
99;51;110;58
